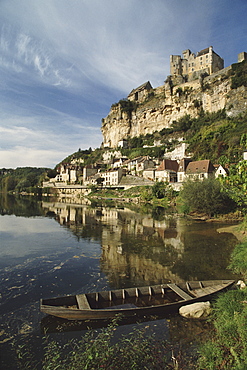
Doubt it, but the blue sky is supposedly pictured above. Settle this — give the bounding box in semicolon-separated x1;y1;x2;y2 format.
0;0;246;168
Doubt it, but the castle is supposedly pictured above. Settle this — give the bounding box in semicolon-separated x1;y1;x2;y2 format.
102;46;247;148
170;46;224;83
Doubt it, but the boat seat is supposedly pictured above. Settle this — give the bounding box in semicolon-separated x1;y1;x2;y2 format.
76;294;91;309
167;283;192;300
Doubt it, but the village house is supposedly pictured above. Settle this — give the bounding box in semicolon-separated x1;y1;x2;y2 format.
83;165;98;183
111;157;128;168
55;163;82;184
155;159;179;182
185;160;215;180
100;168;123;186
126;156;155;175
214;164;229;178
177;158;192;182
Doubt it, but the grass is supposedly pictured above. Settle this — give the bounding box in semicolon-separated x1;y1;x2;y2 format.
14;316;196;369
198;217;247;369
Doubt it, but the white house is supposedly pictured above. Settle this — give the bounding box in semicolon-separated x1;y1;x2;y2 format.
214;164;229;178
101;168;123;186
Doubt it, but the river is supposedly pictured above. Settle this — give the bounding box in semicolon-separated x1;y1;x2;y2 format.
0;194;239;368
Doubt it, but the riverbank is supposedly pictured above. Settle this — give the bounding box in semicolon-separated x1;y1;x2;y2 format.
217;224;247;242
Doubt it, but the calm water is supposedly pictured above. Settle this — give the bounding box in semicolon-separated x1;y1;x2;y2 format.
0;194;239;368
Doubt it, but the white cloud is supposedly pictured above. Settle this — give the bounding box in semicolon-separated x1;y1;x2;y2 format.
0;0;246;168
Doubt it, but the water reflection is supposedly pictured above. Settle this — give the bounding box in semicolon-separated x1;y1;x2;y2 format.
0;195;239;368
42;201;238;286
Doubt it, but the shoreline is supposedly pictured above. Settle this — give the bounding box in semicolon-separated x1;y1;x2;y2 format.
217;224;247;242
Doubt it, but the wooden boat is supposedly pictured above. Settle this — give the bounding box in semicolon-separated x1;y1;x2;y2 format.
40;280;235;320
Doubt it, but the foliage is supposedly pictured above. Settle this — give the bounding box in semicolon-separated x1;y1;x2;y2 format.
231;60;247;89
220;160;247;210
0;167;49;193
198;287;247;370
14;317;192;369
198;217;247;369
179;177;236;216
120;108;247;164
152;181;170;199
60;148;103;167
228;241;247;280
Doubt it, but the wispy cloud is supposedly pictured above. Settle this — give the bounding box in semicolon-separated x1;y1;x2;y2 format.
0;0;246;168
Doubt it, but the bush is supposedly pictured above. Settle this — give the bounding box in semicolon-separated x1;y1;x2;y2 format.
152;181;169;199
179;177;236;216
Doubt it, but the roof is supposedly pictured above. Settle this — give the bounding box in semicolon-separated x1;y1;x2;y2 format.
197;47;210;57
197;46;222;59
185;160;215;174
128;81;152;97
156;159;179;172
178;158;192;171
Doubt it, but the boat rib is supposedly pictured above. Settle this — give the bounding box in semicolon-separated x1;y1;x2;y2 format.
167;283;192;300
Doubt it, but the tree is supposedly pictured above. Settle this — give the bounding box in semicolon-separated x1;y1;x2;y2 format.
221;160;247;210
152;181;169;199
179;177;236;216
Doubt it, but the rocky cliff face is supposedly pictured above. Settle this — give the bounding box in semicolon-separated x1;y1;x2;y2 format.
101;66;247;148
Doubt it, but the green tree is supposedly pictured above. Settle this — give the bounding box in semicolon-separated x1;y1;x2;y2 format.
221;160;247;210
179;177;236;216
152;181;169;199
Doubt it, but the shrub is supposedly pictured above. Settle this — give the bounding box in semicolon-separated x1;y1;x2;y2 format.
179;177;236;216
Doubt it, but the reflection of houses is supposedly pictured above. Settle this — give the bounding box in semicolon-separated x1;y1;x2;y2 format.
185;160;215;180
155;159;179;182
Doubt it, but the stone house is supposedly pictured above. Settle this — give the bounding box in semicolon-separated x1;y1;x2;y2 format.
155;159;179;182
128;81;153;102
111;157;128;168
185;160;215;180
83;165;98;183
118;139;128;148
55;164;81;183
125;156;155;175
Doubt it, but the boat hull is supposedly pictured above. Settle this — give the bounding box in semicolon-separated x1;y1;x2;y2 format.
40;280;235;320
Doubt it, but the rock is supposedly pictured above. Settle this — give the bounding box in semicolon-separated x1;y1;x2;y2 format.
179;301;211;319
237;280;246;289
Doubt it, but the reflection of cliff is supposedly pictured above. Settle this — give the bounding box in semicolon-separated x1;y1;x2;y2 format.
41;202;237;286
42;202;186;285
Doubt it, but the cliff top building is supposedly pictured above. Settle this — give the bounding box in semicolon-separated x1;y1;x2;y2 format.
170;46;224;82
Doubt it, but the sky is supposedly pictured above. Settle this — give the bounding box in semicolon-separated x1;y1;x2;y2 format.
0;0;246;169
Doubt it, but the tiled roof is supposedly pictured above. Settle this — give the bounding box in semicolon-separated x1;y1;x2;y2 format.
185;160;214;174
156;159;179;172
128;81;152;96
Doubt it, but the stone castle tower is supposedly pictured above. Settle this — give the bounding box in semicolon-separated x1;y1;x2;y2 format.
170;46;224;83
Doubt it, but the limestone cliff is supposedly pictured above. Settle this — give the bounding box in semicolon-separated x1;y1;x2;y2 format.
101;65;247;148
